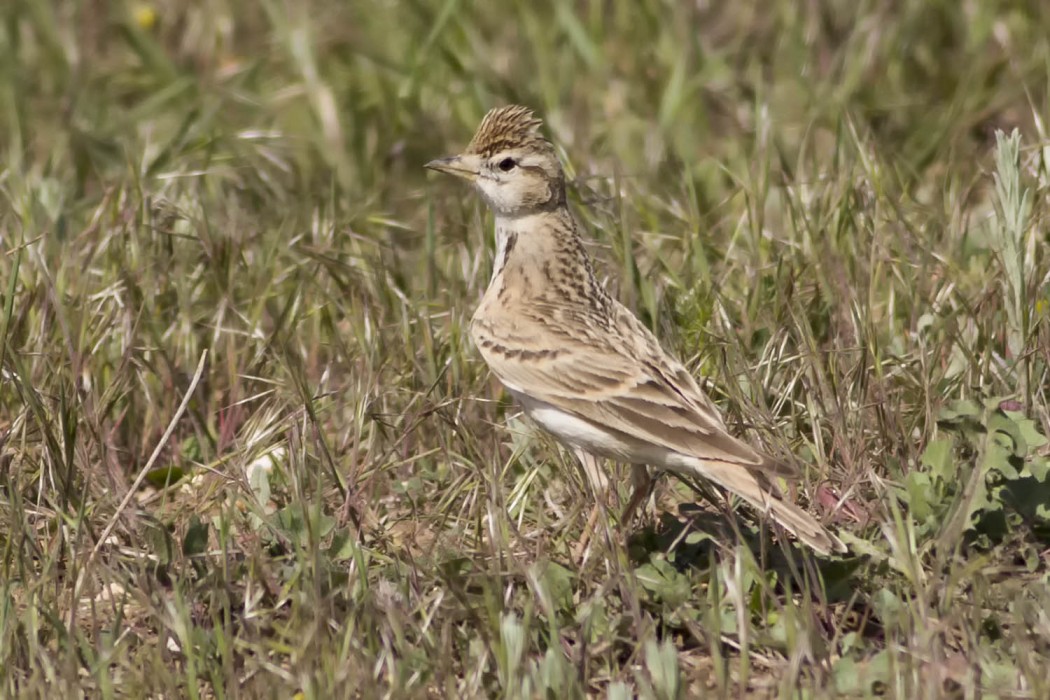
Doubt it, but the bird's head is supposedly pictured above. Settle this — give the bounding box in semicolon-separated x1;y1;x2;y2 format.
426;105;566;217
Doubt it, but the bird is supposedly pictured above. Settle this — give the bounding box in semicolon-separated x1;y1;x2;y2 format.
425;105;845;556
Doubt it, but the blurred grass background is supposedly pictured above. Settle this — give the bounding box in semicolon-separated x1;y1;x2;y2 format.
1;0;1049;697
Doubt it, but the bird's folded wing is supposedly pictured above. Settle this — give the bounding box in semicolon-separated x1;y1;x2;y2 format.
472;308;796;476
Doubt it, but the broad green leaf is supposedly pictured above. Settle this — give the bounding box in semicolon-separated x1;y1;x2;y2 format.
540;561;575;614
1008;413;1049;450
832;656;862;695
327;528;358;562
834;650;892;695
635;557;691;606
182;516;209;557
921;437;954;484
981;436;1020;480
145;465;188;489
987;412;1027;458
939;399;981;422
275;505;333;545
529;559;575;617
903;471;935;521
1026;457;1050;482
144;519;174;567
871;588;904;628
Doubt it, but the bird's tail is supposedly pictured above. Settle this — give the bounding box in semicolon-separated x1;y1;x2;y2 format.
684;458;846;556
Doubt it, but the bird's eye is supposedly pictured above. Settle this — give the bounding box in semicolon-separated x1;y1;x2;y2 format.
497;157;517;172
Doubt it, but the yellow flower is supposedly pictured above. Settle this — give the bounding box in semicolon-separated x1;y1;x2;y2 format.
132;4;157;31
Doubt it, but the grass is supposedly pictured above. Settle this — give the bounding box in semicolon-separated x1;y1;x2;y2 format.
1;0;1049;697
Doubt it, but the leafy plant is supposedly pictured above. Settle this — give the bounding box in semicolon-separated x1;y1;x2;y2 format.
904;397;1050;547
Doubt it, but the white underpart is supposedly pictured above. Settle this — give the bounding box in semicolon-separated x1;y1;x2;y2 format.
512;390;780;516
491;212;551;283
513;392;704;479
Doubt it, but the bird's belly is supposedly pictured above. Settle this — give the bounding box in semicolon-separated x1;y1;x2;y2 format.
512;391;677;467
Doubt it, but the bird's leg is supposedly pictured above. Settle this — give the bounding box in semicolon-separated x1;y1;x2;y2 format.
573;449;608;561
620;464;652;528
573;456;654;560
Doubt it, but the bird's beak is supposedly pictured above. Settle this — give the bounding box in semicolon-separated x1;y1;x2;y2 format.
425;154;481;182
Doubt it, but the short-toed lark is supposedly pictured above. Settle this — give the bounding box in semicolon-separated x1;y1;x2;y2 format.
426;105;844;556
